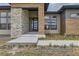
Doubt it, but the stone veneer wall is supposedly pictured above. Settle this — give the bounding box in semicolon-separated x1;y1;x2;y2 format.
11;8;23;38
22;10;29;34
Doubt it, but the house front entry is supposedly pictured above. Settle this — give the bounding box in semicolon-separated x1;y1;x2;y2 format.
29;17;38;32
11;3;45;38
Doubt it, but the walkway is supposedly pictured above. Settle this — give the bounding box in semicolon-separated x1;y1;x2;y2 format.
8;34;79;46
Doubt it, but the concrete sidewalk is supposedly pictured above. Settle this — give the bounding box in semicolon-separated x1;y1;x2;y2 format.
37;40;79;46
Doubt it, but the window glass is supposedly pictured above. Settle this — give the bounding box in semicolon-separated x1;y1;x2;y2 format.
0;24;7;29
51;23;56;25
77;13;79;15
71;13;79;18
8;23;11;30
45;16;57;30
7;18;11;23
1;18;7;23
53;16;56;18
1;12;6;17
0;12;11;30
51;19;56;22
45;16;50;19
8;12;10;17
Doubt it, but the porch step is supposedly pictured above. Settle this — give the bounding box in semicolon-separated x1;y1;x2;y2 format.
8;34;38;44
8;37;38;44
21;34;46;38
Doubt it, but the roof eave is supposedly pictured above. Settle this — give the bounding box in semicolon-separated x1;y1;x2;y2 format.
0;6;11;10
44;3;49;11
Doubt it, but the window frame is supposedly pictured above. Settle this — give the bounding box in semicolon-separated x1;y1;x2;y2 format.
45;16;57;30
0;11;11;30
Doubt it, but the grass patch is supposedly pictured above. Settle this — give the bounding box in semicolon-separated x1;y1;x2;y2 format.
0;44;79;56
0;36;10;45
0;39;10;45
9;46;79;56
39;34;79;40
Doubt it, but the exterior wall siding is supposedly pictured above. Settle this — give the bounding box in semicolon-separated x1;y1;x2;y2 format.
65;9;79;35
60;11;65;34
11;3;41;8
0;30;10;35
29;11;38;18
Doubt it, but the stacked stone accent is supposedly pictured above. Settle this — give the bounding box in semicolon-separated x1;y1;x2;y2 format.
11;8;23;38
22;10;29;34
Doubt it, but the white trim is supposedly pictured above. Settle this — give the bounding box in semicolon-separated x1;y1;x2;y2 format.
0;30;10;35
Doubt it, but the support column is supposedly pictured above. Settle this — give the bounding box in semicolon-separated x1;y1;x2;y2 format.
22;10;29;34
38;4;45;34
11;8;23;38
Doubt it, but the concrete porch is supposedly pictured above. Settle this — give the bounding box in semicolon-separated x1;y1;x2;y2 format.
25;32;46;38
8;35;38;44
8;32;46;45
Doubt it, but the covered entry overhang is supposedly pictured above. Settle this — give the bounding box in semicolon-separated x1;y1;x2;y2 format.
11;3;45;38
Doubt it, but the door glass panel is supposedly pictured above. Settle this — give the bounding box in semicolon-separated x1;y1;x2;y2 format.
33;20;38;30
1;18;7;23
31;18;38;31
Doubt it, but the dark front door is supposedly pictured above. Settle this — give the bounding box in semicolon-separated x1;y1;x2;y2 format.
31;18;38;31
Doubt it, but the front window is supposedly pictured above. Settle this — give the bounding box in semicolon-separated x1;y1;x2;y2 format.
45;16;57;30
0;12;11;30
70;13;79;18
